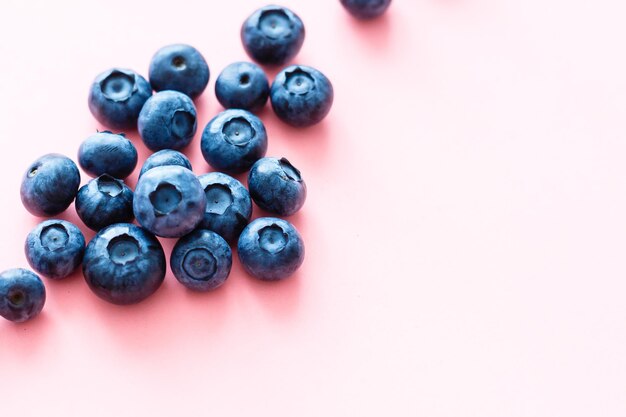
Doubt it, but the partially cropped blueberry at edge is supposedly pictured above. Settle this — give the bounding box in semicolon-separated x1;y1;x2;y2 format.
0;269;46;322
138;90;198;151
25;219;85;279
75;175;134;231
82;223;166;305
215;62;270;113
200;109;268;174
270;65;334;127
20;153;81;217
340;0;392;19
237;217;304;281
198;172;252;244
248;157;306;216
139;149;193;178
88;68;152;130
149;44;210;100
78;131;138;179
171;229;232;291
241;5;305;66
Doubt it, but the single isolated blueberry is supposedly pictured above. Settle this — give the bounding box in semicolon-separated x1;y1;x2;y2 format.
133;165;206;238
248;157;306;216
198;172;252;244
237;217;304;281
25;219;85;279
241;5;305;66
0;269;45;322
139;149;192;178
149;44;210;100
75;175;134;231
88;68;152;130
83;223;166;305
78;131;138;179
171;229;232;291
200;109;268;174
20;154;81;217
270;65;334;127
138;91;198;151
215;62;270;113
340;0;392;19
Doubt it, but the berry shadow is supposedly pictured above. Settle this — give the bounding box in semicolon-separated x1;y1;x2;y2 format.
342;11;393;51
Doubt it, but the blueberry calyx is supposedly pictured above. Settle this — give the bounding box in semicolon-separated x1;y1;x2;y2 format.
100;69;138;102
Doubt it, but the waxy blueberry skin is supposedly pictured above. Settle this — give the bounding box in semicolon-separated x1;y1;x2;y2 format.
75;175;134;231
198;172;252;244
237;217;304;281
270;65;334;127
25;219;85;280
78;131;138;179
82;223;166;305
248;157;306;216
0;269;46;322
149;44;210;100
20;153;81;217
88;68;152;130
133;165;206;238
171;229;232;291
138;90;198;151
241;5;305;66
200;109;268;174
340;0;392;19
215;62;270;113
139;149;193;178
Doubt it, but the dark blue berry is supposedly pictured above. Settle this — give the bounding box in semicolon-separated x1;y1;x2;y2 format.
138;91;197;151
78;131;138;179
139;149;193;179
149;44;210;100
0;269;46;322
25;219;85;279
215;62;269;113
75;175;134;231
248;157;306;216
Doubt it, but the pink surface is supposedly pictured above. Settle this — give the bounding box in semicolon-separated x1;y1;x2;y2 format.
2;0;626;415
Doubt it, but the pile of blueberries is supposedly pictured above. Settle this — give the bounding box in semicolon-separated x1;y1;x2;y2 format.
0;0;392;323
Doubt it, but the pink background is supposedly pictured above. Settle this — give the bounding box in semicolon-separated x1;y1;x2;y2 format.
2;0;626;415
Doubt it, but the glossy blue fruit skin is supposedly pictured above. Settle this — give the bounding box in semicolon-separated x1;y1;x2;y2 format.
237;217;304;281
78;131;138;179
139;149;193;178
149;44;210;100
83;223;165;305
133;166;206;238
75;175;134;231
25;219;85;280
248;157;306;216
215;62;270;113
200;109;268;174
0;269;45;322
88;68;152;130
270;65;334;127
20;154;81;217
138;91;197;151
241;5;305;66
171;229;232;291
340;0;392;19
197;172;252;244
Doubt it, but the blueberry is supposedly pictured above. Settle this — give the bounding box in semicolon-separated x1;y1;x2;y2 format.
149;44;210;100
215;62;270;113
138;91;198;151
139;149;192;178
75;175;134;231
20;154;81;217
200;109;268;174
25;219;85;279
0;269;45;322
248;157;306;216
340;0;392;19
83;223;165;305
198;172;252;244
77;131;138;179
241;5;305;66
270;65;334;127
88;68;152;130
171;229;232;291
133;166;206;238
237;217;304;281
